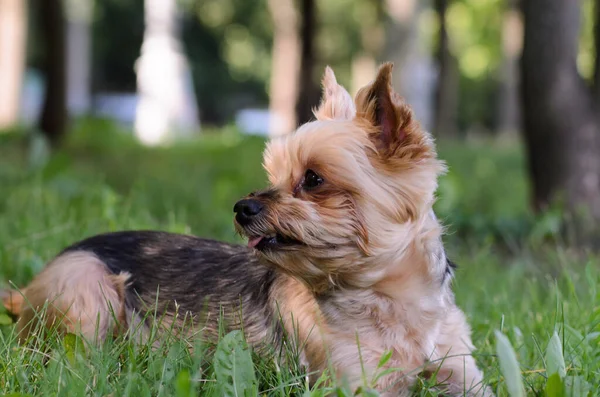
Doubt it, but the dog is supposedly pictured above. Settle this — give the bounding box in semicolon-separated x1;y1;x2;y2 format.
2;63;492;396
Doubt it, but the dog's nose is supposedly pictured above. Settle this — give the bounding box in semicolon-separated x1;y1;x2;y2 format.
233;199;264;225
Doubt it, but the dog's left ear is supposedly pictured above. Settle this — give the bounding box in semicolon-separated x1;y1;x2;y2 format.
355;63;425;158
313;67;356;121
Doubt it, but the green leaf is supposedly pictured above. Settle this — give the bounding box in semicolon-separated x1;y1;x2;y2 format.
564;376;591;397
213;330;258;397
545;373;565;397
495;330;525;397
372;367;401;383
0;313;14;325
376;350;393;369
303;389;326;397
333;387;351;397
2;394;35;397
358;389;380;397
546;331;566;378
175;369;193;397
63;333;85;365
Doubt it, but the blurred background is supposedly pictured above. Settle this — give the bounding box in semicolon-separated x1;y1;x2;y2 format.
0;0;599;254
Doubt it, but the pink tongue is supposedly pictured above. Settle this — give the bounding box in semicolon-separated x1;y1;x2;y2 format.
248;236;263;248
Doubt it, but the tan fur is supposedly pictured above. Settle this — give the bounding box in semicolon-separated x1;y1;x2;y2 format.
9;251;130;343
239;63;492;395
270;275;328;377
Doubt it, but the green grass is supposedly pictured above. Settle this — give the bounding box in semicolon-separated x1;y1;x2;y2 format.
0;121;598;396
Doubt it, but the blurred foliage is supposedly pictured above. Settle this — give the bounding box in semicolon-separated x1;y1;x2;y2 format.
444;0;504;132
578;0;596;81
1;118;568;262
447;0;502;81
22;0;600;130
179;0;273;123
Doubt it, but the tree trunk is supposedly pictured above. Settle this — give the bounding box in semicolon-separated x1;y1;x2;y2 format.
267;0;300;135
521;0;600;239
351;1;385;95
0;0;27;130
383;0;435;130
433;0;458;137
497;0;522;136
295;0;319;125
65;0;93;116
40;0;67;145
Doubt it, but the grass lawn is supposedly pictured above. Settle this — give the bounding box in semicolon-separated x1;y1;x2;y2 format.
0;121;598;396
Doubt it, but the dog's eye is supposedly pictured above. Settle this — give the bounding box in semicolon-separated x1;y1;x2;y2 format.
303;169;323;190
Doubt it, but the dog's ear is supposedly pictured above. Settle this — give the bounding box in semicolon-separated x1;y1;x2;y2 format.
355;63;425;158
313;67;356;121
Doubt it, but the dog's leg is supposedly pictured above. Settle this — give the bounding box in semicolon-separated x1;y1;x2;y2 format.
3;251;130;344
430;306;494;396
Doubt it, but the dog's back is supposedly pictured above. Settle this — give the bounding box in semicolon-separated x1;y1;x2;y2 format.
3;231;281;345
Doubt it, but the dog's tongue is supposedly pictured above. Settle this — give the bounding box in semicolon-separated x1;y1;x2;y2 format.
247;236;263;248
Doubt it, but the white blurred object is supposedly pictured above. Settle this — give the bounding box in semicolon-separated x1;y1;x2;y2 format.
235;109;273;137
93;93;139;125
134;0;200;146
65;0;93;116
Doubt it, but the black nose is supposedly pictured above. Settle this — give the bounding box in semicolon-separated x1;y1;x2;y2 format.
233;199;264;225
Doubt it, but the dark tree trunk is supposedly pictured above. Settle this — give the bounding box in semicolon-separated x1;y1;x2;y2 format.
521;0;600;240
433;0;458;136
594;0;600;101
40;0;67;146
295;0;319;125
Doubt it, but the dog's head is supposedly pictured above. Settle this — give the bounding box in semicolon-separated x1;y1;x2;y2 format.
234;63;445;293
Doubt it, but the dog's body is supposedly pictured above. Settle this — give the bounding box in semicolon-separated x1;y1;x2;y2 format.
4;232;282;346
3;64;492;396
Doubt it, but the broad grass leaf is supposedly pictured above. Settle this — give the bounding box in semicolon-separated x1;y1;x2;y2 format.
495;330;525;397
546;331;566;378
0;313;13;325
213;330;258;397
174;369;194;397
63;333;85;365
545;373;565;397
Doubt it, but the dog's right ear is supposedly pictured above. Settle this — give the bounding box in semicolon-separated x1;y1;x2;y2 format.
354;63;429;160
313;67;356;121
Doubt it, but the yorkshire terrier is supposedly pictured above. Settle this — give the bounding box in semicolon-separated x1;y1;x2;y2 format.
2;64;492;396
